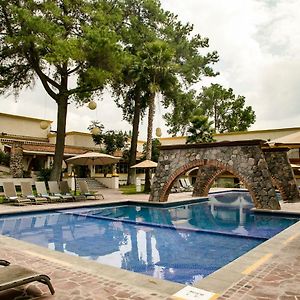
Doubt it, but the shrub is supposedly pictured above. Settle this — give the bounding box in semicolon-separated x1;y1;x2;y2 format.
0;151;10;167
37;168;52;182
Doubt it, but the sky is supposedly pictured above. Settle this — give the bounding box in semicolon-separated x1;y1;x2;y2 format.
1;0;300;139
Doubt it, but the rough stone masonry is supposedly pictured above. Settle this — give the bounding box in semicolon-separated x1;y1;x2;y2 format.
150;140;300;209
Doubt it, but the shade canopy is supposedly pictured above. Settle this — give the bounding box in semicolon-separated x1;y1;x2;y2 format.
130;159;158;169
66;152;120;166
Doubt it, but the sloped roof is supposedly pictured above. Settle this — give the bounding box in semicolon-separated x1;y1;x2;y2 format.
11;143;88;156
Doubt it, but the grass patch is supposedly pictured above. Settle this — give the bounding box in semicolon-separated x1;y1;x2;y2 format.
119;184;146;194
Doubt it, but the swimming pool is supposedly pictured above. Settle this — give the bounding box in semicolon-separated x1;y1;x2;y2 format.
0;192;298;284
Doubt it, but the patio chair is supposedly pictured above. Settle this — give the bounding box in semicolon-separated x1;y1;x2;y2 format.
0;259;55;295
48;181;73;202
179;178;193;192
20;182;48;205
184;178;194;191
171;180;185;193
78;180;104;200
35;182;61;203
59;181;85;201
2;182;32;206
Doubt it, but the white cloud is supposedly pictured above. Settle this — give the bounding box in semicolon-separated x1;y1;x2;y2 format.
1;0;300;138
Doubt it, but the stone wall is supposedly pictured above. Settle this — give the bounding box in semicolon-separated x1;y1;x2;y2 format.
263;148;300;202
10;142;24;178
150;140;281;210
193;166;220;197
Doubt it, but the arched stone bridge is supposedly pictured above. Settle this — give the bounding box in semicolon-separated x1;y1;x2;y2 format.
149;140;300;209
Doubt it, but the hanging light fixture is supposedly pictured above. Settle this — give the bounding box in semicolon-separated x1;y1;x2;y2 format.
88;100;97;110
155;127;162;137
40;121;49;130
91;126;101;135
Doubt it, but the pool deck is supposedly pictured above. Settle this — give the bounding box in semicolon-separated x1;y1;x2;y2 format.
0;188;300;300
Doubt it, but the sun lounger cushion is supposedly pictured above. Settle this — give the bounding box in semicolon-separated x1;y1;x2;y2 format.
0;264;55;295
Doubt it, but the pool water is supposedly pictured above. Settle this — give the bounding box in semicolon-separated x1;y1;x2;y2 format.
0;192;298;284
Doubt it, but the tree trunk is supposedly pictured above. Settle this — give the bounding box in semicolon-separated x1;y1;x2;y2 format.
127;92;141;185
144;92;155;193
50;96;68;180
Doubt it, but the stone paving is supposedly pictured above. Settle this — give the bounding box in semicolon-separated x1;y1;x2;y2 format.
1;188;300;300
218;234;300;300
0;246;171;300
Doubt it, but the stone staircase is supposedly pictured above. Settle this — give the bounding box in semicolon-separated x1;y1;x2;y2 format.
76;178;107;192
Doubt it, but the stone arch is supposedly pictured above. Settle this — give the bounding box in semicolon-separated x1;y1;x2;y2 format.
149;141;283;209
159;159;262;208
193;167;227;197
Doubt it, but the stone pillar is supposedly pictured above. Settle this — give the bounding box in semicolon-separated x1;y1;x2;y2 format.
193;166;219;197
264;148;300;203
10;142;24;178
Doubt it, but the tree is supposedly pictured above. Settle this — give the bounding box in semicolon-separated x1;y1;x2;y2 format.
199;84;256;133
186;112;215;144
164;89;198;136
89;122;129;155
112;0;218;187
112;0;168;185
142;138;161;162
0;0;124;180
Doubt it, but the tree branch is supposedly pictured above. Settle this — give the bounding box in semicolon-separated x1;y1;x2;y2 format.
67;63;82;75
68;85;102;96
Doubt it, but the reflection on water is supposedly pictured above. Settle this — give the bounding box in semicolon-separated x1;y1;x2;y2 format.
0;192;298;285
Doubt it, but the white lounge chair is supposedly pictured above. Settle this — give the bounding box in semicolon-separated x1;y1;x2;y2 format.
35;182;61;203
3;182;32;206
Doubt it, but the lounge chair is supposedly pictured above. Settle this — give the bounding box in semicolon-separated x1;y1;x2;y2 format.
48;181;73;202
179;178;193;192
184;178;194;191
171;180;185;193
59;181;85;201
78;180;104;200
0;259;55;295
20;182;48;205
2;182;32;206
35;182;61;203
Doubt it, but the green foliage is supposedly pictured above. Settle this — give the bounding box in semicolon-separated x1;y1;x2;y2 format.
142;138;161;162
119;184;145;194
89;122;129;155
164;89;198;136
199;84;256;133
23;170;32;178
37;168;52;182
0;151;10;167
112;1;218;152
186;112;215;144
0;0;125;180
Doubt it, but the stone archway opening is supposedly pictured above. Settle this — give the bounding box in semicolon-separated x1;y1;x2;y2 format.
157;159;263;208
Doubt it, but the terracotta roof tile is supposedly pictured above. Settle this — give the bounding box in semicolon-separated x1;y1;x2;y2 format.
22;143;89;155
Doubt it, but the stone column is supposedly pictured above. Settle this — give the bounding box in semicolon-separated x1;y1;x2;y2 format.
264;148;300;203
10;142;24;178
193;166;219;197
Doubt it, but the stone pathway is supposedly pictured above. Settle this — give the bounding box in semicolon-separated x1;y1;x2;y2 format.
218;234;300;300
0;246;170;300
